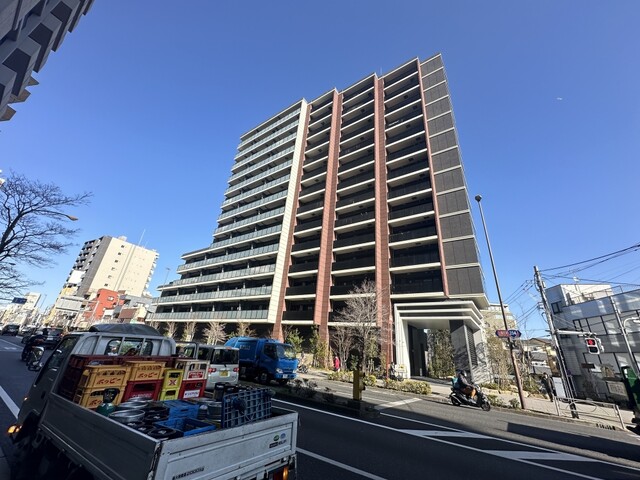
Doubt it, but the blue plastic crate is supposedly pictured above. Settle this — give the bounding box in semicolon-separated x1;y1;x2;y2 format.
160;400;200;419
221;388;272;428
154;417;216;436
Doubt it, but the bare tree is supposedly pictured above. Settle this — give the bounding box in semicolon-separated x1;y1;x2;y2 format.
333;280;384;372
486;333;511;388
427;329;455;378
182;321;197;341
330;325;354;371
0;171;91;299
164;322;178;339
203;321;228;345
232;321;255;338
147;320;161;330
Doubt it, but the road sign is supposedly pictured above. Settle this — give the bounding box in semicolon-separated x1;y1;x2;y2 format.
495;330;510;338
508;329;521;339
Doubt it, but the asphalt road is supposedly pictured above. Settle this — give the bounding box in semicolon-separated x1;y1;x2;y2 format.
1;335;639;479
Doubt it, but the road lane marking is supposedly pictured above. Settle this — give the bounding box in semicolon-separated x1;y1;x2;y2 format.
297;448;389;480
0;386;19;418
401;429;490;439
276;399;630;480
485;450;598;462
374;398;421;410
0;338;19;349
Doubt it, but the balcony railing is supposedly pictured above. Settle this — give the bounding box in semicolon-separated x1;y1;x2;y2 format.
230;143;295;182
339;138;373;157
219;190;288;221
386;140;427;161
163;264;276;289
386;111;422;129
388;181;431;199
338;153;374;174
301;165;326;182
291;238;321;252
154;286;273;304
294;218;323;232
389;203;433;220
343;96;373;114
238;109;300;150
148;310;269;321
335;210;375;227
343;83;373;103
210;225;282;251
298;181;325;197
222;174;290;207
234;130;296;166
178;244;279;272
225;160;293;196
332;257;375;271
386;126;425;145
337;171;374;190
285;285;317;296
391;279;443;294
340;122;374;144
333;232;375;249
336;190;374;209
282;310;315;321
330;285;358;295
216;207;285;235
298;199;324;214
341;106;375;128
387;161;428;181
385;92;421;113
390;251;439;268
389;226;436;243
289;261;319;273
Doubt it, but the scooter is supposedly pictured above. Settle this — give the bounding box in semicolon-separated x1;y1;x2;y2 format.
389;363;405;382
450;384;491;411
297;364;309;374
26;346;44;371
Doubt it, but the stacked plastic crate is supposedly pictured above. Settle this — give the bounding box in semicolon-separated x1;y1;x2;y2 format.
220;387;272;428
173;359;208;399
159;369;183;401
72;364;131;409
121;360;166;401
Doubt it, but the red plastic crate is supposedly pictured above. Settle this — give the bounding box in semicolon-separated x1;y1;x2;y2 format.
122;379;162;401
178;379;205;399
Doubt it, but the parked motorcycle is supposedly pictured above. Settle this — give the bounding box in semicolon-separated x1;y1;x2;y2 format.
450;384;491;411
26;346;44;371
389;363;405;382
297;364;309;374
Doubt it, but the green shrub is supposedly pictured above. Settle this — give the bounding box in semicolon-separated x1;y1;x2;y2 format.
327;371;353;382
508;398;521;409
486;394;508;408
363;374;378;387
384;379;431;395
481;382;499;390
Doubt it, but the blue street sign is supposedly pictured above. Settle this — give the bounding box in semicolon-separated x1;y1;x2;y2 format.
508;329;521;339
11;297;27;304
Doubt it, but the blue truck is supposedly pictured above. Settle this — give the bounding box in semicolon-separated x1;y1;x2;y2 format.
225;337;298;385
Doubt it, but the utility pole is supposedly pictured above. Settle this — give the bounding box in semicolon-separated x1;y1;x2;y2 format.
475;195;527;409
534;266;575;398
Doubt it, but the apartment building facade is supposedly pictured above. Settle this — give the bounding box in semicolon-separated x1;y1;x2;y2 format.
50;235;158;326
150;54;490;379
0;0;93;121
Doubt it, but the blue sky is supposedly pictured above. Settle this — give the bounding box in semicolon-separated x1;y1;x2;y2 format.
4;1;640;337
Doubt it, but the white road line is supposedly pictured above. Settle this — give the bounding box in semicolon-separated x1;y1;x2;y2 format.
401;429;490;439
297;448;389;480
275;399;630;480
374;398;421;410
0;386;19;418
0;338;19;348
486;451;598;462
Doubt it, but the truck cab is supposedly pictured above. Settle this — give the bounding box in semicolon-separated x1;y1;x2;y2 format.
225;337;298;385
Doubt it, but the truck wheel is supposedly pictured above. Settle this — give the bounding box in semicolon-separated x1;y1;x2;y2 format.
258;371;270;385
277;379;288;386
11;436;40;480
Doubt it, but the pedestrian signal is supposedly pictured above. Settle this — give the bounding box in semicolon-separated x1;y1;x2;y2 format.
585;337;601;354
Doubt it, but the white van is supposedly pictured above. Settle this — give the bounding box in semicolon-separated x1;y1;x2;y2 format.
175;342;240;389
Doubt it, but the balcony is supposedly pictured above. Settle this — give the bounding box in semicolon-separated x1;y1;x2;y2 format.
389;226;436;243
387;161;428;181
386;111;422;130
388;181;431;199
234;130;297;166
232;138;296;175
336;190;373;209
343;82;373;103
298;199;324;214
238;109;300;150
291;238;321;252
148;310;269;321
386;140;427;162
339;138;373;157
219;190;288;221
301;165;326;182
209;225;283;252
294;218;323;233
282;310;315;321
177;244;279;272
163;265;276;289
343;97;373;114
333;232;375;249
340;122;374;144
299;181;325;197
335;210;375;228
389;203;433;220
222;174;290;207
332;257;375;271
391;251;439;268
337;171;374;191
216;207;285;235
289;261;319;273
341;106;375;129
338;153;374;174
154;286;273;304
285;285;317;296
225;160;293;196
391;279;443;294
330;285;357;295
386;125;425;145
385;93;421;115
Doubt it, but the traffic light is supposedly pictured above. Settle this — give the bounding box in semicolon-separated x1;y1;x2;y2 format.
585;337;601;354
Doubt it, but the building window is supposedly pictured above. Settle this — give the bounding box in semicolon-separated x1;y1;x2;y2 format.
551;302;562;314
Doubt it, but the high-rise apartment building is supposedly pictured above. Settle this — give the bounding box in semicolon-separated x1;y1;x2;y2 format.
50;235;158;326
150;54;490;379
0;0;93;121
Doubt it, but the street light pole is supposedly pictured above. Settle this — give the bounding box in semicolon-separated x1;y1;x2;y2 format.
475;195;527;409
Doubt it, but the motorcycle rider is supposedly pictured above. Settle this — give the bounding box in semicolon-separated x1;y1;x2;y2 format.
455;370;476;402
21;331;45;361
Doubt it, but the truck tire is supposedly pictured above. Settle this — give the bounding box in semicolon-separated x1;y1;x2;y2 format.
11;435;40;480
258;370;271;385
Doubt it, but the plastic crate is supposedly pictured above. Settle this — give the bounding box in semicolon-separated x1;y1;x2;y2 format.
123;361;166;381
154;417;216;437
179;379;205;399
159;388;179;401
122;379;162;401
161;369;183;390
173;360;208;380
78;365;131;389
160;400;200;419
68;355;120;369
220;388;272;428
74;386;124;409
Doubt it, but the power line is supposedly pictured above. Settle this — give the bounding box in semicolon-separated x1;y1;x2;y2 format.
540;241;640;273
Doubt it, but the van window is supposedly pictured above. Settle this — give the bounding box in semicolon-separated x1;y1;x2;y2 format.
212;348;239;364
196;347;212;362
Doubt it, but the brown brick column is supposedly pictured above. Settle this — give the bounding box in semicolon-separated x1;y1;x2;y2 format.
313;91;342;348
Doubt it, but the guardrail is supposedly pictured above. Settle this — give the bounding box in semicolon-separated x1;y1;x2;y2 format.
552;396;626;429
